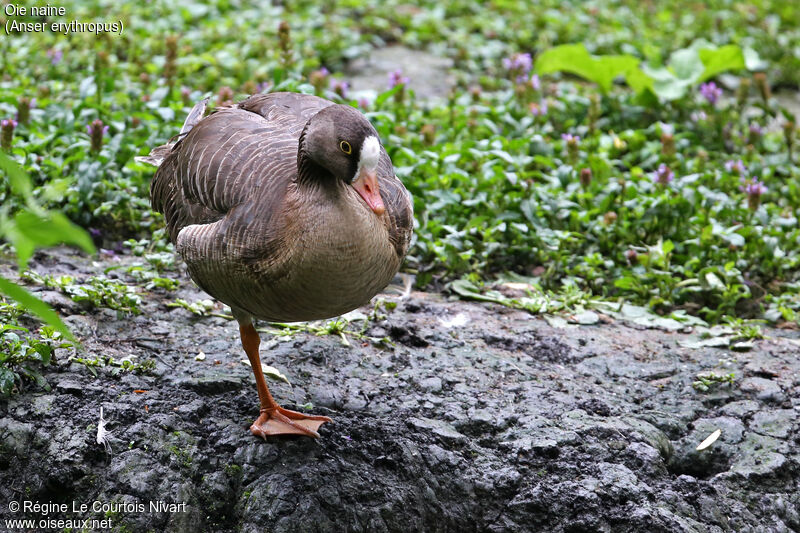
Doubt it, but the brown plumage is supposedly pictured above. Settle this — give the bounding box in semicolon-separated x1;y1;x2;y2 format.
143;92;413;438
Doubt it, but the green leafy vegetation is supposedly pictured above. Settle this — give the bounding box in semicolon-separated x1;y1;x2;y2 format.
0;299;74;395
105;263;179;291
0;144;93;395
693;371;736;392
250;299;397;347
1;0;799;338
69;354;156;377
167;298;232;319
21;272;142;315
0;152;95;337
535;41;763;100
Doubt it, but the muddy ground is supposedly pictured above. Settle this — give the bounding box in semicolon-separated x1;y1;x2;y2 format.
0;246;798;533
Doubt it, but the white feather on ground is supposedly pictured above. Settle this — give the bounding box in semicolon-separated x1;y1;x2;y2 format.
96;406;113;454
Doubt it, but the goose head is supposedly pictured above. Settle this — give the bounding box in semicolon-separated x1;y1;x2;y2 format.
298;105;386;216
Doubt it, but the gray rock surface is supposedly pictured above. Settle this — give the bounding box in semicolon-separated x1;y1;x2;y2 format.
0;247;798;532
346;45;455;100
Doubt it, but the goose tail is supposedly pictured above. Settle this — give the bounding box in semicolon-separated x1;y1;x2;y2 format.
135;97;208;167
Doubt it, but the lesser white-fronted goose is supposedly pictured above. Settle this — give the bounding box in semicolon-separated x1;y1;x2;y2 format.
141;92;413;438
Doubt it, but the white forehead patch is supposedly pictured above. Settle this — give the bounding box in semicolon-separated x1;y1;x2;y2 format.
359;136;380;170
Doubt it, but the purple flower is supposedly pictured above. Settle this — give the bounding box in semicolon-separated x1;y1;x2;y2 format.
1;118;17;150
503;53;532;85
330;79;349;99
562;133;580;161
700;82;723;106
86;123;109;136
740;177;767;210
502;53;532;74
691;110;708;123
661;132;675;157
89;227;102;238
388;69;410;89
47;48;63;66
725;159;747;176
256;81;272;93
217;86;234;106
529;74;541;91
653;163;674;185
529;100;548;116
561;133;580;144
744;178;767;196
180;86;192;105
357;97;370;109
309;69;329;92
748;123;763;143
742;179;767;196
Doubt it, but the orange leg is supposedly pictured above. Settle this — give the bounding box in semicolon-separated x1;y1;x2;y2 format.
240;323;332;439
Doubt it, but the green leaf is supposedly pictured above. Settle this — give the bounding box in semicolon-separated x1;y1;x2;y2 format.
449;279;509;305
0;150;33;200
543;315;571;329
0;153;94;268
571;310;599;325
743;47;768;71
698;45;745;82
671;48;705;80
679;336;730;349
0;276;74;340
535;44;640;93
636;44;747;100
6;209;96;269
640;64;694;100
624;67;655;94
670;48;705;81
614;277;639;290
34;343;53;365
731;341;754;352
79;76;96;98
240;359;291;385
704;272;725;291
374;85;402;107
0;368;15;395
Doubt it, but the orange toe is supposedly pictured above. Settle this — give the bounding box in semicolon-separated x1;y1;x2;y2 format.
250;407;332;439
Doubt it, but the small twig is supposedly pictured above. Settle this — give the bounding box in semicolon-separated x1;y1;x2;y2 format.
97;337;164;344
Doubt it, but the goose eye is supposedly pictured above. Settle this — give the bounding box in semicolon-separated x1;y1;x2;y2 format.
339;141;352;155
